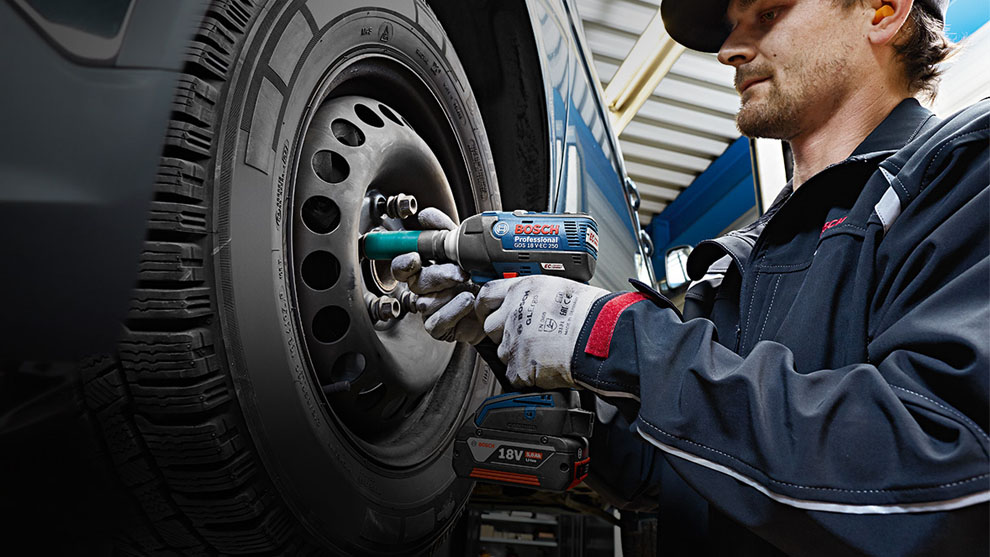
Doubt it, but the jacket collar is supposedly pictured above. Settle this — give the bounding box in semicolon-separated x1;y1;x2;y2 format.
851;98;938;157
685;99;935;281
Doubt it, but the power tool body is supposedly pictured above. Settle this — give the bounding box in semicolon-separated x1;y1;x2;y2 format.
362;210;599;492
362;210;599;283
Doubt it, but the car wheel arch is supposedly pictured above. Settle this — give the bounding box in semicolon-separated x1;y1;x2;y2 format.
429;0;552;212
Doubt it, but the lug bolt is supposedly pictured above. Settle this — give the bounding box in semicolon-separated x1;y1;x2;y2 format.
366;294;401;322
397;290;418;315
385;194;418;219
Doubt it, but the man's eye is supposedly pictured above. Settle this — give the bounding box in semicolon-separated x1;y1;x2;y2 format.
759;9;778;23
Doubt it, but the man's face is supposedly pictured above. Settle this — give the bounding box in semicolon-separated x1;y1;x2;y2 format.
719;0;869;139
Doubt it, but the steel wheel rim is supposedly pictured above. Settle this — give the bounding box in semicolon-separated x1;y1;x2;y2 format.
285;54;488;469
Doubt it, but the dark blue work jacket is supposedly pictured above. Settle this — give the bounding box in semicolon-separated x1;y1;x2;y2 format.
577;98;989;555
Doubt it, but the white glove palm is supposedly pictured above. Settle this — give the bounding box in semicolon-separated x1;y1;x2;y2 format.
476;275;608;389
391;208;485;345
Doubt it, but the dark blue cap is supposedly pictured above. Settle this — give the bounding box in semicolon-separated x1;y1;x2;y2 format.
661;0;950;53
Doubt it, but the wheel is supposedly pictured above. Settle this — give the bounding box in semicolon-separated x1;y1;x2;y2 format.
80;1;500;554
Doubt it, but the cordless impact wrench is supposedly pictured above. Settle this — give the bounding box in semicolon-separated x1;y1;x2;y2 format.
361;210;598;491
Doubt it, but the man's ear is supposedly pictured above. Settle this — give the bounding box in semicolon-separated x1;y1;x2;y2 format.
868;0;913;46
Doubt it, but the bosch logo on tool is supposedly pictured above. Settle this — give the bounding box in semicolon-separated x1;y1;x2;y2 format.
492;221;511;237
515;224;560;235
586;228;599;251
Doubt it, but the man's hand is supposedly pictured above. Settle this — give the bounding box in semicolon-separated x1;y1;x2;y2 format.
391;208;485;345
476;276;608;389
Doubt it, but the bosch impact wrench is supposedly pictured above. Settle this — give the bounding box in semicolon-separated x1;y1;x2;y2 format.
361;210;599;283
361;210;598;492
361;209;598;390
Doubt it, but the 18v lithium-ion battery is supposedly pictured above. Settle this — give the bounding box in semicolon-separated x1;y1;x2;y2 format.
452;392;593;492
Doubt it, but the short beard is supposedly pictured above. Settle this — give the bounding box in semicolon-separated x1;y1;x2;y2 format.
735;79;802;139
735;54;850;140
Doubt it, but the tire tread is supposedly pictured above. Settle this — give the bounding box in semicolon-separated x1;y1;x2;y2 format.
81;0;309;553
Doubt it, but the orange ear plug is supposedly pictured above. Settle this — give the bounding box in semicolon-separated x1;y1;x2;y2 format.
873;4;895;24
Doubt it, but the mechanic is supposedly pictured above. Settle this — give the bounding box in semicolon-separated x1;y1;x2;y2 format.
392;0;989;553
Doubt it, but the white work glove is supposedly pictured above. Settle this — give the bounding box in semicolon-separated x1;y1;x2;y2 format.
476;275;609;389
391;208;485;345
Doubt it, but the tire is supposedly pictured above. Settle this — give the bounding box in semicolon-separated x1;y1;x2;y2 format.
80;1;500;554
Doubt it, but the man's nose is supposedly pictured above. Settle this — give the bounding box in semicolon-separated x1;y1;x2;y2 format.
717;29;756;67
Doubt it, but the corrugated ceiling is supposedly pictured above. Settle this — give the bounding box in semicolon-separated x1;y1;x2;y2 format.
574;0;742;225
